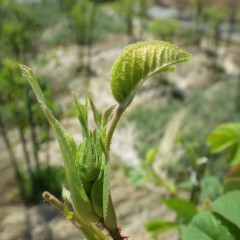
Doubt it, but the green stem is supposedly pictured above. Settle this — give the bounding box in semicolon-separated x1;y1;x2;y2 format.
189;158;208;204
42;191;109;240
106;106;125;154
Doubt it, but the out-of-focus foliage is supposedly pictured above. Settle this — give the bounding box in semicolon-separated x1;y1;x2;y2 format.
0;0;41;59
71;0;94;45
21;165;66;204
148;19;180;41
0;59;63;204
208;123;240;166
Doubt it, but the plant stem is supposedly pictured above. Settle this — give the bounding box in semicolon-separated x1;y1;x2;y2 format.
106;106;125;153
189;157;208;204
42;192;109;240
99;218;124;240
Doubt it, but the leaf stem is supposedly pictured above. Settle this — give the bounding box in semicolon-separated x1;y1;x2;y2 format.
106;105;125;154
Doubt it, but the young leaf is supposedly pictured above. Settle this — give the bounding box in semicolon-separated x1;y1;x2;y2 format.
89;97;102;128
72;93;89;137
102;105;115;129
103;159;117;230
110;41;190;108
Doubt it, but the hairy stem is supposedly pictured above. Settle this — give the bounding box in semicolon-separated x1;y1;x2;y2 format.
106;106;125;153
42;192;109;240
99;218;126;240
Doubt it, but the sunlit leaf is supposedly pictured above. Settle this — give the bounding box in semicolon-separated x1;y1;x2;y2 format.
110;41;190;108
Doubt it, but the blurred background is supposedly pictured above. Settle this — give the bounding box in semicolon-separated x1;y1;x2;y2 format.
0;0;240;239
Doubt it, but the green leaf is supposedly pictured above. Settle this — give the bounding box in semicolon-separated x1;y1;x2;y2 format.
224;178;240;194
146;220;177;236
207;123;240;153
110;41;190;108
100;106;115;150
20;65;98;222
103;158;117;230
72;93;89;137
212;190;240;229
128;168;146;186
181;212;235;240
227;143;240;166
145;147;157;165
214;213;240;240
162;198;198;224
89;97;102;128
101;105;115;129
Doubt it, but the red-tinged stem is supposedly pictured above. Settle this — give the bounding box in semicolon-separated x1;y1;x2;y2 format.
99;218;128;240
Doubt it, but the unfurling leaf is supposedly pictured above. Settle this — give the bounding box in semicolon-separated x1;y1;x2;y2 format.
110;41;190;108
